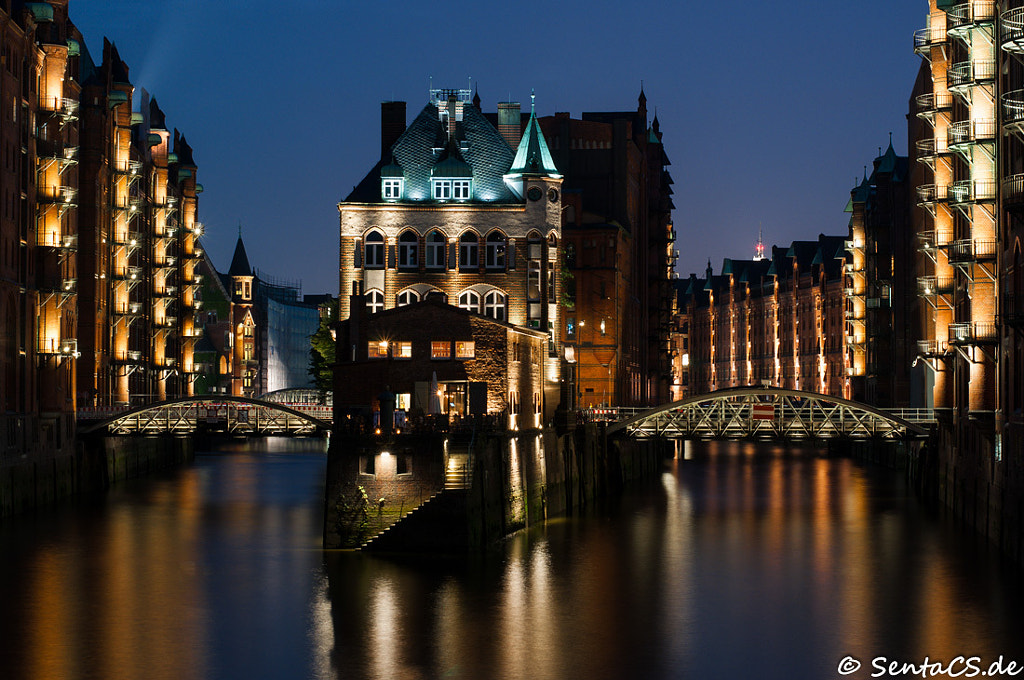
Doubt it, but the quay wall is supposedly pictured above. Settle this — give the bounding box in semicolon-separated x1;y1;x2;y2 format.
0;435;193;518
324;424;666;550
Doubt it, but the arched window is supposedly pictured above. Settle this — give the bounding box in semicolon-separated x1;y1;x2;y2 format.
364;231;384;269
458;290;481;313
460;232;478;269
484;290;506;322
485;231;506;269
398;231;418;269
366;289;384;313
425;231;446;269
397;289;420;306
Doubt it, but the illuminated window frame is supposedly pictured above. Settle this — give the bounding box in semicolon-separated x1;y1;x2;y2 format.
456;341;475;359
459;290;480;313
368;341;388;359
382;178;403;200
366;289;384;313
432;179;452;200
397;289;420;306
425;231;446;269
484;290;506;321
431;341;451;360
452;179;471;200
394;341;412;359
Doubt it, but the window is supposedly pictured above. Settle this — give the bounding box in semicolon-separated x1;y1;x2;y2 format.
397;289;420;306
484;290;506;322
368;341;388;358
485;231;505;269
398;231;418;269
432;179;451;200
459;290;481;313
452;179;471;200
547;269;556;303
425;231;446;269
528;261;541;301
394;341;412;358
567;317;575;338
456;341;475;359
364;231;384;268
460;232;478;269
382;178;403;200
243;342;254;361
431;341;450;359
366;289;384;313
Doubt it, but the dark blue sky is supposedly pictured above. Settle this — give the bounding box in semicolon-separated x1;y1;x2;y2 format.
69;1;926;295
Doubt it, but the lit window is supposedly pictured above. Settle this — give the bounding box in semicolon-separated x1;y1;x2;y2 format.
368;341;388;358
364;231;384;268
397;289;420;306
452;179;471;200
425;231;446;269
460;232;478;269
484;290;506;322
394;341;412;358
567;317;575;337
456;341;475;359
382;178;403;200
432;179;452;200
398;231;418;268
485;231;505;269
528;261;541;301
459;290;480;313
366;289;384;313
431;341;450;359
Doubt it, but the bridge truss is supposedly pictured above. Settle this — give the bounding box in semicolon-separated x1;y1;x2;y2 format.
606;388;930;441
78;396;331;436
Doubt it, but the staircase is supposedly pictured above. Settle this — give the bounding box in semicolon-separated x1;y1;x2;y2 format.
361;490;468;552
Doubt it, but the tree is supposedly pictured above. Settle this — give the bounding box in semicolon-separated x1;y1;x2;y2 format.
309;299;338;397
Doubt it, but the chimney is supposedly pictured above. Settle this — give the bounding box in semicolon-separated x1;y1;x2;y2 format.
381;101;406;159
498;101;521;150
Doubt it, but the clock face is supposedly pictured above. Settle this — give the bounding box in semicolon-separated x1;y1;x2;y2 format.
548;188;559;203
527;186;542;201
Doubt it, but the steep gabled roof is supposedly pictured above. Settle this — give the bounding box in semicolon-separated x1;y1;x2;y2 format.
506;94;561;179
228;235;253;277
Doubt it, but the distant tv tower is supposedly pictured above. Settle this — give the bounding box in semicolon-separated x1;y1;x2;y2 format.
754;223;766;261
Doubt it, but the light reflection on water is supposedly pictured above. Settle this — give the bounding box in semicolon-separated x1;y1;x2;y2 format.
1;438;1023;680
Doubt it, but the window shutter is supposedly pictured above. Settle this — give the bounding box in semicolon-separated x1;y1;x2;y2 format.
354;239;362;268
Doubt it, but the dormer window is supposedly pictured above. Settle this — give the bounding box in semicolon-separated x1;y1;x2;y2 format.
382;178;403;200
452;179;470;200
433;179;452;200
432;178;470;200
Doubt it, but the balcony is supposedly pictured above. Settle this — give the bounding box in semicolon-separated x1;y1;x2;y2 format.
38;185;77;205
39;338;79;358
947;1;995;39
112;231;142;248
112;350;143;364
113;302;144;316
915;137;950;168
947;238;997;264
918;340;947;356
948;60;996;93
1004;174;1024;211
113;266;141;281
917;183;949;206
917;275;955;296
1000;7;1024;53
949;179;996;205
948;119;995;153
36;232;77;250
113;160;142;176
914;25;948;56
915;92;954;125
38;97;79;120
948;321;998;345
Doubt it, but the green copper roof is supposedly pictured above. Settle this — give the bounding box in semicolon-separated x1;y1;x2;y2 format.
507;93;561;178
431;141;473;177
380;158;404;178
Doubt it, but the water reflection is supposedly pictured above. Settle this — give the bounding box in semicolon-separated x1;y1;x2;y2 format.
1;438;1023;680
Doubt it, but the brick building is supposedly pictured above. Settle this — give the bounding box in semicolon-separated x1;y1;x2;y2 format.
679;234;849;398
334;297;548;431
1;0;81;457
338;88;564;419
537;93;677;408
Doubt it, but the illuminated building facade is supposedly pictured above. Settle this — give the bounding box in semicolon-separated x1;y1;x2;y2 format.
844;142;918;406
537;93;677;408
679;235;849;398
338;89;564;420
76;41;203;406
0;0;81;456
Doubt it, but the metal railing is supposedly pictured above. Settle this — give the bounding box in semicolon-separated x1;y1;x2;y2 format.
949;179;996;204
917;275;955;295
948;322;999;345
948;60;996;88
947;1;995;31
948;119;996;147
947;239;997;263
1000;7;1024;50
917;340;948;356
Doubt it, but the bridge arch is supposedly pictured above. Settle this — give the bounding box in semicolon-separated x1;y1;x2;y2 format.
79;395;331;436
606;387;929;440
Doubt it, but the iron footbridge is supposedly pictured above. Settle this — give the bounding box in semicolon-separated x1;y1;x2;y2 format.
77;395;332;436
605;387;932;441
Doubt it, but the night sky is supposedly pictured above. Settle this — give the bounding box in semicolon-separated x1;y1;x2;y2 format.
68;1;926;295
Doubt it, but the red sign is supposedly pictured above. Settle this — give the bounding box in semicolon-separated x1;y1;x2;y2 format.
752;404;775;421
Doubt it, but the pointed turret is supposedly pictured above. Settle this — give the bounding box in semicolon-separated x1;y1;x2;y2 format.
228;234;253;277
504;92;561;197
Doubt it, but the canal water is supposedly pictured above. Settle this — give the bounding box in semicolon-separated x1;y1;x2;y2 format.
2;438;1023;680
